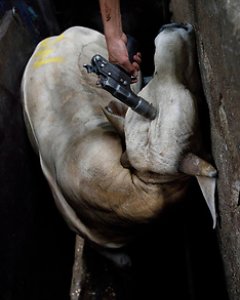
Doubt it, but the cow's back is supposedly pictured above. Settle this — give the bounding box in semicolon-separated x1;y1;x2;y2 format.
21;27;125;246
21;26;115;170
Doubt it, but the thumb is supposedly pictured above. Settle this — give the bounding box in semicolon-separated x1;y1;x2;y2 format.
121;60;135;76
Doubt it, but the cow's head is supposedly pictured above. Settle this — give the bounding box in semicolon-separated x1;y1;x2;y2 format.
105;23;217;228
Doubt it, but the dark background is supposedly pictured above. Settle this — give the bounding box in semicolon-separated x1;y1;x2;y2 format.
0;1;229;299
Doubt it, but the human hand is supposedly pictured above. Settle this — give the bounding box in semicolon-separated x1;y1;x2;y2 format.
106;33;142;82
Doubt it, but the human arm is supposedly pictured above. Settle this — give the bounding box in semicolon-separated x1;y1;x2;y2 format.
99;0;141;79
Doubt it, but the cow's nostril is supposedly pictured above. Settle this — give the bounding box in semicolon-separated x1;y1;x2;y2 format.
181;23;193;33
159;22;193;33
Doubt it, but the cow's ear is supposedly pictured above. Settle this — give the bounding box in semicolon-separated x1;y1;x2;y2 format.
103;101;128;137
196;175;217;228
179;152;217;229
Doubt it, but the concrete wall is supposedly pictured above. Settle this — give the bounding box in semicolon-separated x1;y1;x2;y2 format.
170;1;240;299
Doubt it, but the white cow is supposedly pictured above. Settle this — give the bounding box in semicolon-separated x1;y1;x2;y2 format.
21;24;217;250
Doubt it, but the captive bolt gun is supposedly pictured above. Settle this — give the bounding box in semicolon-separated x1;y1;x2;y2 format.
83;54;157;120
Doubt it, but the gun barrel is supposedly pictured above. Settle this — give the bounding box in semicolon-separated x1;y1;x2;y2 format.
133;97;157;120
84;54;157;120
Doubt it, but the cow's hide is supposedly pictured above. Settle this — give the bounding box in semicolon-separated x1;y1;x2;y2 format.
21;25;217;249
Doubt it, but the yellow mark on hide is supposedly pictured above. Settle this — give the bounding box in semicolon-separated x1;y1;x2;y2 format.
39;34;64;48
35;49;53;57
34;57;64;68
53;34;65;44
39;38;50;48
33;34;65;68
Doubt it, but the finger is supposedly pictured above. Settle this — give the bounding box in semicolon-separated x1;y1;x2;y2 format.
132;62;140;72
130;75;138;83
122;60;135;75
133;52;142;65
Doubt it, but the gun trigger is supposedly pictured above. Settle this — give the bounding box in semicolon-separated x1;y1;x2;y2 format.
83;64;96;74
